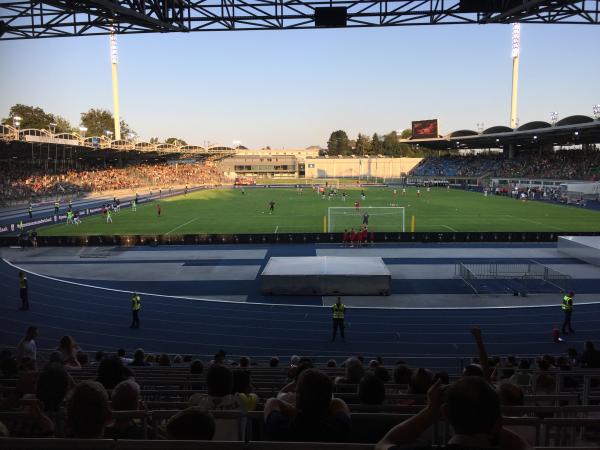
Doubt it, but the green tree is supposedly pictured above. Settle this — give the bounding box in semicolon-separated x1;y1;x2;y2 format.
52;115;73;133
165;137;188;146
149;137;160;144
2;104;75;133
355;133;371;156
327;130;351;156
383;131;399;156
80;108;134;138
400;128;412;139
2;104;54;129
371;133;382;155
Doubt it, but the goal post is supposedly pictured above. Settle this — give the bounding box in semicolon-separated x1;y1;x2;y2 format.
328;206;405;233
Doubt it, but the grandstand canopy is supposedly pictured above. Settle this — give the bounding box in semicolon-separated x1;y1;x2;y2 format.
0;1;598;40
401;117;600;151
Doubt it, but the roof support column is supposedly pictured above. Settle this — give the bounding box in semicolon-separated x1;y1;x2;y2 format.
503;143;516;160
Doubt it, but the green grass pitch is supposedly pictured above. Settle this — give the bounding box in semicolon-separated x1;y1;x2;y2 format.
39;186;600;235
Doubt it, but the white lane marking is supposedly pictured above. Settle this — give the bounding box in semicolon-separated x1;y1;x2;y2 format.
275;225;279;233
165;217;199;235
4;258;600;310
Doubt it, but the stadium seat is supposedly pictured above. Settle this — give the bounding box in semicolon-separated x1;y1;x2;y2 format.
0;438;115;449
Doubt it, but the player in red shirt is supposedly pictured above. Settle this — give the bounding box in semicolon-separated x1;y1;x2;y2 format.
349;228;357;248
156;204;161;217
354;200;360;211
361;227;369;246
342;229;349;247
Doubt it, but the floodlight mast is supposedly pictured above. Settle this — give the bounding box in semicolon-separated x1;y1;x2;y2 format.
110;27;121;141
510;23;520;129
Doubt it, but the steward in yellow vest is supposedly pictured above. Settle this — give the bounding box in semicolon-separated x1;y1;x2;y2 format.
130;293;141;329
561;292;574;334
332;297;346;342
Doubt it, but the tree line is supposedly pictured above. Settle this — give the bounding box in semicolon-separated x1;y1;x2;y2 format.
327;129;427;157
1;104;186;145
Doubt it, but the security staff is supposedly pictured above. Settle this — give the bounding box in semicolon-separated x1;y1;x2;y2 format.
19;271;29;310
130;292;141;329
332;297;346;342
54;201;59;215
28;204;33;219
561;291;574;334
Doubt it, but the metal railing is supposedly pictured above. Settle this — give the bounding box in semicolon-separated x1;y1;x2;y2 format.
455;261;571;294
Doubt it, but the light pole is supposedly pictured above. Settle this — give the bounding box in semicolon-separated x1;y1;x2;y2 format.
593;104;600;120
477;122;485;133
13;116;21;140
79;126;87;138
49;122;57;134
104;130;113;139
109;26;121;140
510;23;521;129
550;111;558;126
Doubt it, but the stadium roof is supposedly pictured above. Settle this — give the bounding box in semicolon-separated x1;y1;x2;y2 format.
401;116;600;151
0;1;599;40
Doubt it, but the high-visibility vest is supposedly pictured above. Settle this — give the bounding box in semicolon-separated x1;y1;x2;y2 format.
562;295;573;311
19;276;27;289
131;295;141;311
54;202;59;208
332;304;345;319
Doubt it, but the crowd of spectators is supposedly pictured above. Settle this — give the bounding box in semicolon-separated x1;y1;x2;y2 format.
411;149;600;180
2;326;600;448
0;161;226;203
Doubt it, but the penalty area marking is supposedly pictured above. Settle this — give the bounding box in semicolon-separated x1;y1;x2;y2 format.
165;217;200;235
441;225;458;232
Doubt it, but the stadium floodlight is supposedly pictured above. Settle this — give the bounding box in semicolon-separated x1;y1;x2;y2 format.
594;104;600;119
511;23;520;58
510;23;521;129
79;126;87;137
550;111;558;125
533;135;538;140
104;130;113;137
49;122;57;134
110;26;121;141
12;116;22;127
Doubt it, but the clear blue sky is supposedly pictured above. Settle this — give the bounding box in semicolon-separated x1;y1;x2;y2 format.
0;24;598;148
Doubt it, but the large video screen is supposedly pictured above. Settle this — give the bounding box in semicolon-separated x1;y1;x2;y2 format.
411;119;439;139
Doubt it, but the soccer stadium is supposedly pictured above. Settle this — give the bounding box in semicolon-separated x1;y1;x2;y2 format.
2;1;600;450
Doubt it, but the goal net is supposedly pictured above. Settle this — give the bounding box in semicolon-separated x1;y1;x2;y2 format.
318;179;340;189
328;206;405;232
